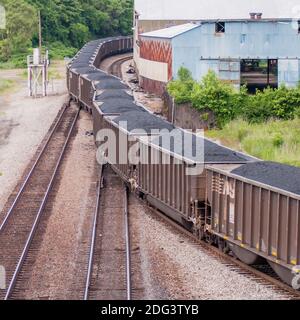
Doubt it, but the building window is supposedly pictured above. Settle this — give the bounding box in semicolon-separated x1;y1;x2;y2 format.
241;59;278;93
215;21;225;33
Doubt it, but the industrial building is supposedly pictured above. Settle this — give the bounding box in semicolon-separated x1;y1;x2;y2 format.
134;0;300;94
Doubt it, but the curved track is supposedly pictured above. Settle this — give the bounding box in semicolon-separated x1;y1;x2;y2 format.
0;105;80;300
108;55;133;79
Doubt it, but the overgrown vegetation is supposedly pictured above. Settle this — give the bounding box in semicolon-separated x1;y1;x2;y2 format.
167;67;300;128
206;118;300;167
0;0;133;68
168;67;300;166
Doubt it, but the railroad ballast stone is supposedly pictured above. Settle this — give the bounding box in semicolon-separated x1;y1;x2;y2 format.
232;161;300;195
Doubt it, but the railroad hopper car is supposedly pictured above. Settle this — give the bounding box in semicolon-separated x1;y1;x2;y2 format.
67;37;300;288
67;36;133;110
95;110;253;232
92;90;147;135
206;162;300;286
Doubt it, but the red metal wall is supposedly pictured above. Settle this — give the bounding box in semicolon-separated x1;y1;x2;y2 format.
139;38;172;95
140;39;173;80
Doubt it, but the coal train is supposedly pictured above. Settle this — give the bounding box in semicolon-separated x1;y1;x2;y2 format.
67;36;300;288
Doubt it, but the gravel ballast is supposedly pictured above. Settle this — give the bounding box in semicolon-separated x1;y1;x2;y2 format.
129;197;290;300
232;161;300;195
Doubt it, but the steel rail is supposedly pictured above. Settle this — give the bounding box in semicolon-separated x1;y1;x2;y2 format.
4;108;80;300
84;166;104;301
0;104;68;233
124;186;132;300
108;55;133;79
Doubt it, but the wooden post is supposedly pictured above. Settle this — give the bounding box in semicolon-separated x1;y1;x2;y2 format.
38;10;42;60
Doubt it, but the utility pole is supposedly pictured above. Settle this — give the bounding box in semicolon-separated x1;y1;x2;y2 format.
38;10;42;57
27;9;49;98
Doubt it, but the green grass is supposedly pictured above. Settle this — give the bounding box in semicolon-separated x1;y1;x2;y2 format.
0;79;15;94
206;118;300;167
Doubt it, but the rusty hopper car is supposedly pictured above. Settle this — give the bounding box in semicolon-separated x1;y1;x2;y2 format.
206;162;300;286
92;89;147;137
68;37;300;289
68;67;98;101
79;72;113;110
67;36;133;103
97;111;175;183
97;110;252;229
139;131;252;228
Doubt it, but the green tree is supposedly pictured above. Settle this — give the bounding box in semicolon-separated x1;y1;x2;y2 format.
0;0;37;61
70;22;89;48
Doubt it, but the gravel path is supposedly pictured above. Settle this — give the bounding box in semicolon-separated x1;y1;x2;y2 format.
130;198;290;300
0;64;68;214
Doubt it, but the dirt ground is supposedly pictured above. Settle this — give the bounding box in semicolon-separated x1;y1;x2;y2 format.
0;60;68;213
121;59;165;115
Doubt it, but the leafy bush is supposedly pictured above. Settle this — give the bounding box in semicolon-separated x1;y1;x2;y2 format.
243;85;300;123
167;67;195;104
191;70;247;127
48;42;77;60
167;67;300;128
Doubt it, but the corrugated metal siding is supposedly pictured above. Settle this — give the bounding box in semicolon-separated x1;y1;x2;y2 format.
140;38;172;80
278;59;300;88
207;168;300;270
171;21;300;85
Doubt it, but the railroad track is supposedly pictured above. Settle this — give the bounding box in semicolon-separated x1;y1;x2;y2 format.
108;55;133;79
144;201;300;300
84;165;132;300
0;104;80;300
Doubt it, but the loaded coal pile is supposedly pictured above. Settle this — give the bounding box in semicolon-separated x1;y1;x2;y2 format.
96;90;133;101
152;131;251;163
113;111;175;133
98;99;146;114
95;79;128;90
232;161;300;195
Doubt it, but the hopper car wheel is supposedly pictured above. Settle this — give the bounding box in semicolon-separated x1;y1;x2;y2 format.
268;261;300;289
230;244;265;265
218;238;229;254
